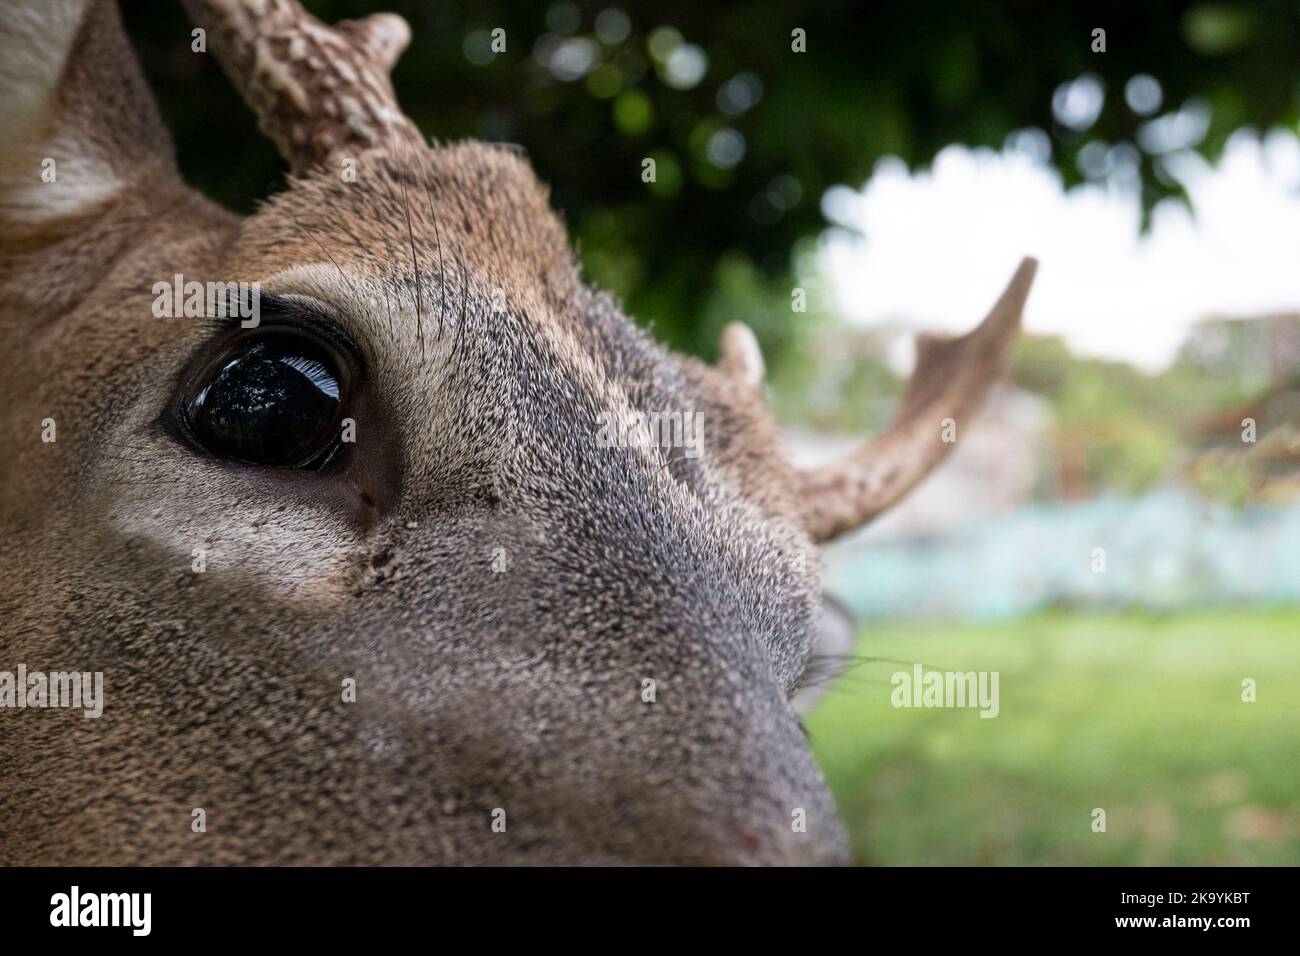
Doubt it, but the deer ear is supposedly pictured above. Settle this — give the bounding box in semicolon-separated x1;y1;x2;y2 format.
0;0;177;225
793;594;857;716
182;0;425;172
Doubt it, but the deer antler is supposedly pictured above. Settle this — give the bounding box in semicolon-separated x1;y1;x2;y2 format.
797;257;1037;542
717;322;766;391
182;0;425;171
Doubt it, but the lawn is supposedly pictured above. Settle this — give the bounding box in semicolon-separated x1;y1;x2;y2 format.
806;607;1300;865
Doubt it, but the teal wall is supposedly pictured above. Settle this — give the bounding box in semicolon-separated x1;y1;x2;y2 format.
825;491;1300;620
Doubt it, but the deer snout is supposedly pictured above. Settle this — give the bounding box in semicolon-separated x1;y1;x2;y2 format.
549;675;853;866
672;720;852;866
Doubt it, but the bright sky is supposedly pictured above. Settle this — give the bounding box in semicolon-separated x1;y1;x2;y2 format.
817;128;1300;371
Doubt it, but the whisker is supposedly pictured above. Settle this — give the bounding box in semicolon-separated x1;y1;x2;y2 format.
398;162;425;363
801;652;966;695
287;211;365;316
420;156;446;343
374;155;408;353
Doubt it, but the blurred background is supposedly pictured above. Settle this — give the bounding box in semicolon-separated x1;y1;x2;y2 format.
127;0;1300;865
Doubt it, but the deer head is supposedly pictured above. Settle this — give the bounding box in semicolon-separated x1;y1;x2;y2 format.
0;0;1035;864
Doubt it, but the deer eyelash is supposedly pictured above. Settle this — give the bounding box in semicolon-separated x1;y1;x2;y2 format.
192;294;365;371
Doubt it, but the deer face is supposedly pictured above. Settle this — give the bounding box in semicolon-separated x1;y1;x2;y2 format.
83;145;845;863
0;0;1033;865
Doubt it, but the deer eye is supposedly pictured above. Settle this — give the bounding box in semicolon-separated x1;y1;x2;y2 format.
179;328;351;468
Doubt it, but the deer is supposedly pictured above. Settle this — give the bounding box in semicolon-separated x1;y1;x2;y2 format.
0;0;1036;865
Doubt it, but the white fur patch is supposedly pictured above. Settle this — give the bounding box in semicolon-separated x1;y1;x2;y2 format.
1;137;124;222
97;374;359;607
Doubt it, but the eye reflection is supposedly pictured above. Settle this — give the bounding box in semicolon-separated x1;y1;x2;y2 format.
182;330;348;468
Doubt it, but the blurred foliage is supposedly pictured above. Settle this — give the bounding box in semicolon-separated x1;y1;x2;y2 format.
1010;332;1267;495
778;323;1273;498
124;0;1300;357
1175;315;1300;394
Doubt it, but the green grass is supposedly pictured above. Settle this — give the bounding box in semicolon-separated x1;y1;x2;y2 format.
806;607;1300;865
